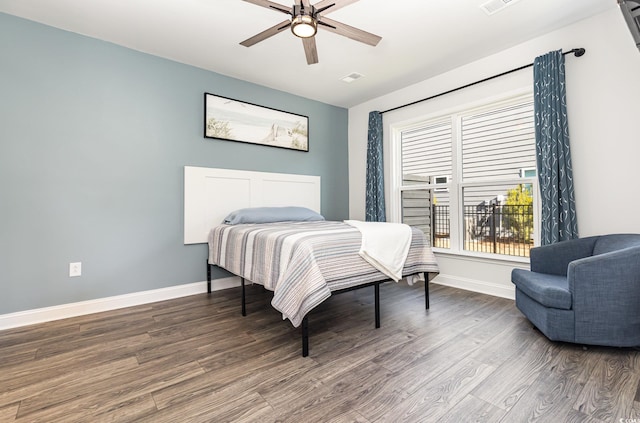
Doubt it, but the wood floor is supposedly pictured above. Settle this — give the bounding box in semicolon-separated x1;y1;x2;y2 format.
1;282;639;422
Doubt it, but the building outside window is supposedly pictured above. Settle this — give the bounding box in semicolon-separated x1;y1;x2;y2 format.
391;93;539;258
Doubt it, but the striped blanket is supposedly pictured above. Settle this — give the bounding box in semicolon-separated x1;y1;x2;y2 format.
208;221;439;327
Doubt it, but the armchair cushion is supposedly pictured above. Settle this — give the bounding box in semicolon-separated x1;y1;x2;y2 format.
511;269;571;310
529;236;597;276
592;233;640;255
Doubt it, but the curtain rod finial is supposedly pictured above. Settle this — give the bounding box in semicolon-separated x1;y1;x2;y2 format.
573;48;586;57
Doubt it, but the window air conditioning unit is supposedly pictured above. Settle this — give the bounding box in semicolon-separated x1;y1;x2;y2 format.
619;0;640;52
431;176;449;192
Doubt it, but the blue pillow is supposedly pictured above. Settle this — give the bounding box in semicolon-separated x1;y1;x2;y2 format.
223;206;325;225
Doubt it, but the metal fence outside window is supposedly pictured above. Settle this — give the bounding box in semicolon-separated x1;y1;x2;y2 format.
432;204;533;257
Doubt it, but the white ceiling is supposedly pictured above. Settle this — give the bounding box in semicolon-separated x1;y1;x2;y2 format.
0;0;615;108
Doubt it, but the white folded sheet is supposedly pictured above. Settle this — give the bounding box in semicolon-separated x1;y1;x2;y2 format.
344;220;412;282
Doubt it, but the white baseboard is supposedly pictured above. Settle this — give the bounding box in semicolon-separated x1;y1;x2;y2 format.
431;274;515;300
0;276;241;331
0;274;508;331
209;276;242;291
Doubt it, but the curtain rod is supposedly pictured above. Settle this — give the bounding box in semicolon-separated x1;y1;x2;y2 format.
380;48;586;115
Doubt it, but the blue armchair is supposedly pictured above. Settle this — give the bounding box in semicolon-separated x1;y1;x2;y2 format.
511;234;640;347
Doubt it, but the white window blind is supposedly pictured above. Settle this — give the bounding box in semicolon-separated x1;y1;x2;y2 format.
401;120;452;184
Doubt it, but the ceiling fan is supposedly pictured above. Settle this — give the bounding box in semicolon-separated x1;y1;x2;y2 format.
240;0;382;65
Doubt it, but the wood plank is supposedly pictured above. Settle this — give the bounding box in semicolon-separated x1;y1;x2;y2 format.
0;347;37;368
573;348;640;422
367;357;496;422
15;361;204;422
499;343;602;422
436;394;507;423
0;334;152;405
145;391;276;423
471;335;562;411
324;410;371;423
151;335;303;410
0;321;80;349
2;357;139;411
0;403;19;422
265;360;394;422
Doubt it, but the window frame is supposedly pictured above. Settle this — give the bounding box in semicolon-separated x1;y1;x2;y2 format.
389;90;540;263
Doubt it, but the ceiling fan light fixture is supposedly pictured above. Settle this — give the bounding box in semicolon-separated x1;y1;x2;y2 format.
291;11;317;38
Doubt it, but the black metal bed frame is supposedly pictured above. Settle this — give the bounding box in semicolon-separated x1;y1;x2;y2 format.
207;261;430;357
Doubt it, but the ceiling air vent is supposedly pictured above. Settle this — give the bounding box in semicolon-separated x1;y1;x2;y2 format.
341;72;364;83
480;0;522;15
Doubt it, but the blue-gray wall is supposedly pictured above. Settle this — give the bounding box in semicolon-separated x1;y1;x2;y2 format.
0;13;349;315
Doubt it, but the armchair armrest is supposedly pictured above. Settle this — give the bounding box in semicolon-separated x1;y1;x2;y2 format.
568;245;640;297
530;236;598;276
567;245;640;345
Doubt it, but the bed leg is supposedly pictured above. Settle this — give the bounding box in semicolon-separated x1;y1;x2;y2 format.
241;277;246;316
302;316;309;357
375;282;381;329
424;272;430;310
207;260;211;294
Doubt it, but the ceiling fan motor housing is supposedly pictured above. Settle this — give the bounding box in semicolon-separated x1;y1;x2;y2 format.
291;4;318;38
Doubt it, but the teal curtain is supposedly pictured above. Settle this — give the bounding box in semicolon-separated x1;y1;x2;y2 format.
533;50;578;245
365;111;385;222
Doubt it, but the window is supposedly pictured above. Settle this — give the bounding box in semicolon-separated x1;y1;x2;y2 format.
520;167;536;194
392;93;539;258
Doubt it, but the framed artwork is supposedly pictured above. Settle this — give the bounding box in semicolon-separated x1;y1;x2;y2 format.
204;93;309;152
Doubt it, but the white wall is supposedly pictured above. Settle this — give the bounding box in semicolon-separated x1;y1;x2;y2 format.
348;7;640;298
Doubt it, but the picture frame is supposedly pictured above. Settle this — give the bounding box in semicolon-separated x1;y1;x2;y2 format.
204;93;309;152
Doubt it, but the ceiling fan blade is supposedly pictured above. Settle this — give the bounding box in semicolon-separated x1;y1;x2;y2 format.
318;16;381;46
302;37;319;65
242;0;292;15
313;0;360;14
240;20;291;47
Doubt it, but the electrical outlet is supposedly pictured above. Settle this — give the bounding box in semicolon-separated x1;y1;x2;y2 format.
69;262;82;277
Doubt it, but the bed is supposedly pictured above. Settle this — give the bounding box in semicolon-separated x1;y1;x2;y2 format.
184;166;439;356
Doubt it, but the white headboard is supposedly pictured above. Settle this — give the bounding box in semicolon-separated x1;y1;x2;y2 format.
184;166;321;244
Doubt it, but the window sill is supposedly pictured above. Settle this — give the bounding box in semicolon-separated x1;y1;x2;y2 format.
432;247;530;266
